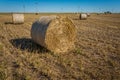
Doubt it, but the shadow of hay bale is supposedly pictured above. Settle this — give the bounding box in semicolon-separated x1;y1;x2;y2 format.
4;22;24;25
4;22;13;24
9;38;50;53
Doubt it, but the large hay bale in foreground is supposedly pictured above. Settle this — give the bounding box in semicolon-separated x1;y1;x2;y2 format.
80;14;87;20
31;16;76;53
12;14;24;24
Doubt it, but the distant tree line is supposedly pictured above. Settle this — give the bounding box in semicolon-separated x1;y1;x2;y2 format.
104;11;112;14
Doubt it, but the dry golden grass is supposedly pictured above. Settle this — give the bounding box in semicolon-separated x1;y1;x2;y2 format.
0;13;120;80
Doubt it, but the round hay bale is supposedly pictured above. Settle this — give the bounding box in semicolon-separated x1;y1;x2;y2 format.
31;16;76;53
79;14;87;20
87;13;90;17
35;13;39;15
12;14;24;24
97;13;100;15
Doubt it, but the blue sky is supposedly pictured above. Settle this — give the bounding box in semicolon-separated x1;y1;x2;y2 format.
0;0;120;13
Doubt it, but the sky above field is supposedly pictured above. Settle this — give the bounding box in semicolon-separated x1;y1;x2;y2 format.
0;0;120;13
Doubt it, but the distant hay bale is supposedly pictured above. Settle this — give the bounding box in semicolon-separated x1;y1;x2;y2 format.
97;13;100;15
31;16;76;53
35;13;39;15
79;14;87;20
87;13;90;17
12;14;24;24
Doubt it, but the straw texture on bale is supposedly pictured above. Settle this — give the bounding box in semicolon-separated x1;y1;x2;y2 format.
12;14;24;24
80;14;87;20
31;16;76;53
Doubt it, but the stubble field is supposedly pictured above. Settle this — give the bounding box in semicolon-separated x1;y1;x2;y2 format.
0;13;120;80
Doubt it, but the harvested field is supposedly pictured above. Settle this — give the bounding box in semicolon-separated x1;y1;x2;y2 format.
0;13;120;80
